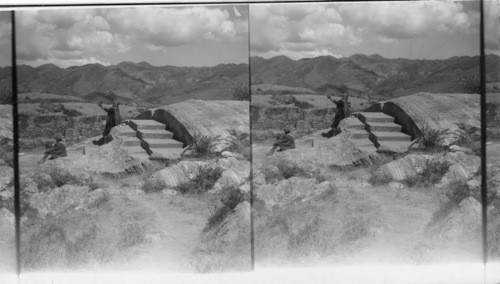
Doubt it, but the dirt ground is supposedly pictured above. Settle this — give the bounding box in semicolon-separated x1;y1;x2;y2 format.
18;151;217;273
252;142;483;267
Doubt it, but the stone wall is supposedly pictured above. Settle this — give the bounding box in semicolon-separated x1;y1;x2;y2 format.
19;114;106;150
251;105;336;141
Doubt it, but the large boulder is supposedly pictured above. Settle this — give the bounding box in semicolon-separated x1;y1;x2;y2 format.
43;138;148;177
211;157;251;192
148;160;207;188
367;93;480;145
28;185;90;218
256;177;334;208
276;131;379;169
429;197;482;248
136;100;249;151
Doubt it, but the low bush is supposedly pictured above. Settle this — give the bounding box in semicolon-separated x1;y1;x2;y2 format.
368;171;392;186
175;166;224;194
142;178;164;193
428;181;471;226
185;134;218;158
414;127;447;151
403;160;450;188
204;186;245;232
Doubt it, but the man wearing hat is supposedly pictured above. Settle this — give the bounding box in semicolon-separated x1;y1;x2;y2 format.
266;126;296;156
93;101;120;145
38;134;67;164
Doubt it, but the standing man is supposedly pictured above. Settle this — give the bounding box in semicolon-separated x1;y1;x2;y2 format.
93;101;120;145
321;92;350;138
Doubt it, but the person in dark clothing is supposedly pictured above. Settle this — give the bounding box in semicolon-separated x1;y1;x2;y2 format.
322;93;350;138
93;101;120;145
38;134;67;164
267;126;296;156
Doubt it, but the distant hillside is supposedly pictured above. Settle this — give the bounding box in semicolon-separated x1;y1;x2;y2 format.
250;54;499;98
8;62;249;104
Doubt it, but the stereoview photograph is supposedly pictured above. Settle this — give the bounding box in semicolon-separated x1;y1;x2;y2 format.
250;1;491;268
15;5;251;273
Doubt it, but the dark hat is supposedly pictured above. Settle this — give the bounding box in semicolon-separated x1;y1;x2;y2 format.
55;134;64;141
284;126;292;133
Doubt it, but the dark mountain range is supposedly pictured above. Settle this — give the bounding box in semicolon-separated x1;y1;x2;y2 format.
10;62;249;104
251;54;499;98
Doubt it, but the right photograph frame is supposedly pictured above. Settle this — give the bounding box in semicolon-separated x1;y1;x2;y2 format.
249;0;494;270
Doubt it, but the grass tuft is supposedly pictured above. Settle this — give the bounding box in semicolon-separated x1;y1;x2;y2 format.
175;165;224;194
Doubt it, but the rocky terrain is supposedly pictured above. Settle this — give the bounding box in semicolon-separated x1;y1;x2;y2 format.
0;104;15;274
18;102;141;151
251;94;370;141
18;100;251;273
250;54;498;99
252;92;491;267
6;62;249;105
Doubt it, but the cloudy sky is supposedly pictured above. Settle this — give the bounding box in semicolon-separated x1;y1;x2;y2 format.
0;12;11;67
16;5;249;68
250;1;498;60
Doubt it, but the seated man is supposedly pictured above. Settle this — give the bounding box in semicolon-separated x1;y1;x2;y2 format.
38;134;67;164
266;126;295;156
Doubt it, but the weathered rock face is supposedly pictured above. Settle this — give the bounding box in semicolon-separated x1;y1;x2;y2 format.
0;105;13;166
256;177;335;208
430;197;482;246
41;139;149;177
281;131;379;168
28;185;90;218
377;151;480;184
378;154;434;180
136;100;249;151
148;160;207;188
367;92;480;144
0;208;14;242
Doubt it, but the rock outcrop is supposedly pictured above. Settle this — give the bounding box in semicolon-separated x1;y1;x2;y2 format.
367;93;480;145
376;151;480;184
429;197;482;247
136;100;249;151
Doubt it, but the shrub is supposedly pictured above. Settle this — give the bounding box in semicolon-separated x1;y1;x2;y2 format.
47;168;80;187
142;178;164;193
0;78;12;104
428;181;471;226
204;186;245;232
224;131;251;160
461;73;481;94
119;223;146;249
403;160;450;188
175;166;224;194
275;159;308;179
368;171;392;186
414;127;447;151
232;81;250;101
186;134;218;157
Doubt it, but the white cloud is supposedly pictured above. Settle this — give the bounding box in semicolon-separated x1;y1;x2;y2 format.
251;2;478;59
16;6;247;66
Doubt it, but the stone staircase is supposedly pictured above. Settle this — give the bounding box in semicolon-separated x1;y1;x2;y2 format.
342;112;412;152
115;119;184;160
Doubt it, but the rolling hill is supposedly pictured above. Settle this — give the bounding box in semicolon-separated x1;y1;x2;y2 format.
9;62;249;104
251;54;500;98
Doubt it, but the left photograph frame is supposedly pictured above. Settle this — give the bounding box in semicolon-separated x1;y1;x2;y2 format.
0;10;16;281
14;5;251;275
